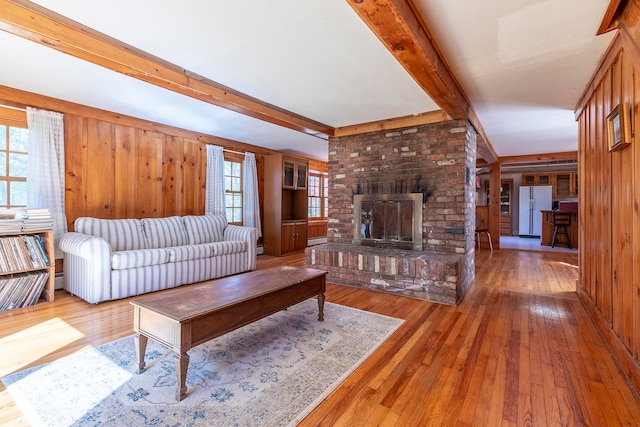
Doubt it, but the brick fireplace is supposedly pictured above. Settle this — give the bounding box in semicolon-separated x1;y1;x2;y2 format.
305;119;477;305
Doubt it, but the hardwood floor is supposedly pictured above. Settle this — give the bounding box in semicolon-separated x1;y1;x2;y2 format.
2;248;639;426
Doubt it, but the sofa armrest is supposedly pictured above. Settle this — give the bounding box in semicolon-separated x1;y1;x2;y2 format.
58;232;113;304
223;225;258;270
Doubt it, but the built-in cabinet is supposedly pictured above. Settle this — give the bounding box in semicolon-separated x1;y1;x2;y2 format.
264;154;309;256
521;172;579;198
281;221;308;253
485;180;513;236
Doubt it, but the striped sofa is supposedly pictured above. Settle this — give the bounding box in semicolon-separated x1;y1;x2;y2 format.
57;215;257;304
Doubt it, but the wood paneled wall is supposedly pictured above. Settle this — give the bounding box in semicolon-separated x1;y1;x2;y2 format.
64;116;208;226
0;85;326;235
575;0;640;394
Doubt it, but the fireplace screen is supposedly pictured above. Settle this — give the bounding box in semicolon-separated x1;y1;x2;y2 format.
354;193;423;250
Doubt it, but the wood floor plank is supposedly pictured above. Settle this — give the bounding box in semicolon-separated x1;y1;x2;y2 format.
2;249;640;426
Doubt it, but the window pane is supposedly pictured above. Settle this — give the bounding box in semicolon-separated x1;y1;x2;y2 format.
232;177;241;192
0;181;7;206
234;194;242;207
9;127;28;152
10;181;26;206
233;208;242;223
225;207;233;222
224;176;232;191
224;161;232;176
0;152;6;176
225;193;233;207
9;153;27;177
232;162;241;175
0;125;6;150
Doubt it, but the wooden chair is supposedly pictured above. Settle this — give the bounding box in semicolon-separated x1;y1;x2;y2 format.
475;215;493;251
551;212;572;249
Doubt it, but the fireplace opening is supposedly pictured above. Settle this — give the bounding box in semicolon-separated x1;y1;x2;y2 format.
353;193;423;250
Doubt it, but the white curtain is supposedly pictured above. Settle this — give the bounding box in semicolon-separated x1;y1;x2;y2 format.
205;145;226;216
26;107;67;258
242;152;262;237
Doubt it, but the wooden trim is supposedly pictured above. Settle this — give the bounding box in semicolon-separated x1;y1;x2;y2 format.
597;0;622;35
333;110;452;137
0;0;333;140
498;151;578;165
345;0;498;163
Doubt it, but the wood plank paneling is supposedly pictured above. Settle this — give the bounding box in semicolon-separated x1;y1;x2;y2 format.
85;119;115;218
114;125;137;219
576;0;640;395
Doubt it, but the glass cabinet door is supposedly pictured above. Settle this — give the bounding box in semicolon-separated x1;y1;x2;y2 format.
296;164;307;189
283;161;295;188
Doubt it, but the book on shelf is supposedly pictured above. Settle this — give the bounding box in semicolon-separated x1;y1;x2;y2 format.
0;235;50;272
0;271;49;311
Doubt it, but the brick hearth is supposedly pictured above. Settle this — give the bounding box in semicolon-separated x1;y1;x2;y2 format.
306;243;470;305
306;119;477;305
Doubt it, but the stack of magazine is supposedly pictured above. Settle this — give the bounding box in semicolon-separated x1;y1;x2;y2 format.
0;208;54;233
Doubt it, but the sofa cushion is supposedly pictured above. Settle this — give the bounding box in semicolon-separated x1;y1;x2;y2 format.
142;216;188;249
168;244;215;262
112;248;170;270
183;215;227;245
74;217;147;251
211;240;247;256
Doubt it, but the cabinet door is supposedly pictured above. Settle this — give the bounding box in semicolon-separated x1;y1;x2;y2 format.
537;174;551;185
281;223;296;253
283;161;295;188
296;164;307;189
522;174;536;185
295;222;308;250
554;173;572;197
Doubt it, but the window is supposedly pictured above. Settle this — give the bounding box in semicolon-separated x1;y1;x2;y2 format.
308;172;328;219
224;159;243;224
0;111;29;209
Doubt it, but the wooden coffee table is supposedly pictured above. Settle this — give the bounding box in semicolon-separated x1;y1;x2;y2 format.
130;265;327;401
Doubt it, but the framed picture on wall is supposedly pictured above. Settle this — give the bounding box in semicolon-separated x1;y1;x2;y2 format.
607;103;632;151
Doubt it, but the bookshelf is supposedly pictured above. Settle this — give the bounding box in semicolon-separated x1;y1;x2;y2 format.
0;229;55;311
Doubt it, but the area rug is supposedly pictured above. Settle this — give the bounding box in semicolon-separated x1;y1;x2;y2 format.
2;300;403;426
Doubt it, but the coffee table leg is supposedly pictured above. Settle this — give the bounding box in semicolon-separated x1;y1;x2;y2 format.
175;352;190;401
317;292;325;321
134;333;148;373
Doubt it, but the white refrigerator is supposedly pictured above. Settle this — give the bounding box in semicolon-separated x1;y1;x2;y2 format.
518;185;552;237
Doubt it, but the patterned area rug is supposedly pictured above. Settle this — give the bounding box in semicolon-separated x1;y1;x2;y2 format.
3;300;403;426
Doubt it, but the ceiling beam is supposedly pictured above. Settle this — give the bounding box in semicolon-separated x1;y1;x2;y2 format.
346;0;499;163
0;0;333;139
499;151;578;165
334;110;451;137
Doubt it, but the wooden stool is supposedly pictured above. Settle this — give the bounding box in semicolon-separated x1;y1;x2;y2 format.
551;212;572;249
475;215;493;251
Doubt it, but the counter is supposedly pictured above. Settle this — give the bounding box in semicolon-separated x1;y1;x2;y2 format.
540;210;578;248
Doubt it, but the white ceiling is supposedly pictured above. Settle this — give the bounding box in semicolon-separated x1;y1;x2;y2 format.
0;0;615;161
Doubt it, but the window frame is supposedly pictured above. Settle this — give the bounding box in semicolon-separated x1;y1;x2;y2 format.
223;156;243;225
0;107;29;210
308;170;328;220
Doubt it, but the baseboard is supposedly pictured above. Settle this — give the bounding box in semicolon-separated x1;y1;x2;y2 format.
55;273;64;290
